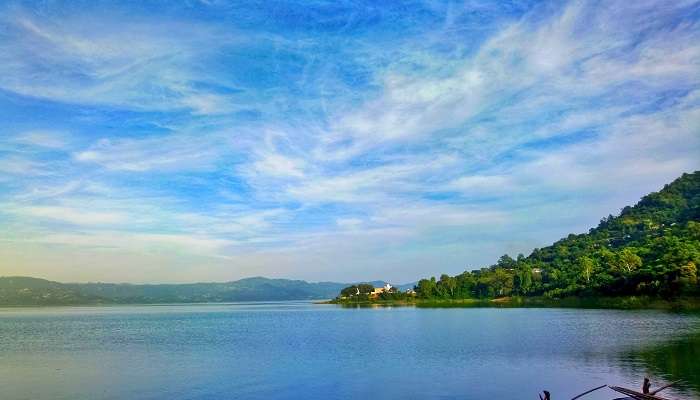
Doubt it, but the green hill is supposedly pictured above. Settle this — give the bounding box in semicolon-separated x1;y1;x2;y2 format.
413;171;700;300
0;276;392;306
0;277;107;305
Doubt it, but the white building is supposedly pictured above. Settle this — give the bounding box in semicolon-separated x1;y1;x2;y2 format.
370;283;393;297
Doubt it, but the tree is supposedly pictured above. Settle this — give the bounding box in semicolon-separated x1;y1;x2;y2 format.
474;277;494;298
492;268;513;297
513;264;533;295
688;221;700;240
454;271;476;298
617;248;642;274
438;274;457;298
497;254;516;269
679;262;698;287
416;278;437;298
357;283;374;294
579;256;596;284
340;285;358;297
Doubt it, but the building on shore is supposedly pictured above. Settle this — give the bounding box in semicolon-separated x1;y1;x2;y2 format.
369;283;393;298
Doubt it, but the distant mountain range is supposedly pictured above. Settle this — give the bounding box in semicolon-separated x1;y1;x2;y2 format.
0;276;416;306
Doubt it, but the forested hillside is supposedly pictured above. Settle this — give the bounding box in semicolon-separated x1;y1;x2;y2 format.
413;171;700;300
0;277;387;305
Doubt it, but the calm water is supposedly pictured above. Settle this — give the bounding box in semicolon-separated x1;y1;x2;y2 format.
1;302;699;400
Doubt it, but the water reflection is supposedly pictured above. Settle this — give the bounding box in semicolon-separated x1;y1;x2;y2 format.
620;330;700;398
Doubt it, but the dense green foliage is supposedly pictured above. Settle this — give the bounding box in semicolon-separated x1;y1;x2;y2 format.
336;283;411;302
0;277;387;306
411;172;700;300
339;283;375;297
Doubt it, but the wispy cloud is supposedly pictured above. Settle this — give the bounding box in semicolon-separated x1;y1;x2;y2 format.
0;7;245;115
13;130;71;149
17;206;128;226
73;133;230;172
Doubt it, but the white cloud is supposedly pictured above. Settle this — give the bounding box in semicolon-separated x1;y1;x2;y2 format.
316;1;699;164
13;130;70;149
249;152;307;179
0;156;42;176
283;154;459;204
336;217;363;230
446;175;511;195
371;203;507;229
17;206;128;226
36;231;234;255
0;11;241;114
73;134;228;172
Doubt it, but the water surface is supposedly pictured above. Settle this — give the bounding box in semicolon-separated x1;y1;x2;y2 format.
1;302;698;399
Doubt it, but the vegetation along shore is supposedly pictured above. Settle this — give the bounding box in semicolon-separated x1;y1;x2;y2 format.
332;172;700;309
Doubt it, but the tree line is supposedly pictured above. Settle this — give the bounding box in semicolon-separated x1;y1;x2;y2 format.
339;172;700;301
414;172;700;300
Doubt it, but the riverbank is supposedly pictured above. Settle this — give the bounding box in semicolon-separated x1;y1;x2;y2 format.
323;296;700;311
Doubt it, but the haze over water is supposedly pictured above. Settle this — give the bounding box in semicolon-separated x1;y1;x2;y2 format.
1;303;698;400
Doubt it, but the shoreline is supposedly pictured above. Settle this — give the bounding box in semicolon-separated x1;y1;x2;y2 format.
3;296;699;311
0;299;328;309
322;296;700;311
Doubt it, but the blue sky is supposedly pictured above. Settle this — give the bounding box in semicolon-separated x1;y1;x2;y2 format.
0;0;698;283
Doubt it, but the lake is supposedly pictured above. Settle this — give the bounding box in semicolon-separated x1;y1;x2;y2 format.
1;302;698;400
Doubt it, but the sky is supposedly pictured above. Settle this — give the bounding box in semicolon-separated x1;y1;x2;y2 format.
0;0;698;284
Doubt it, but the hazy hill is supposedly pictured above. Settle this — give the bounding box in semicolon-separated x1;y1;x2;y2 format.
0;276;392;306
0;276;106;305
